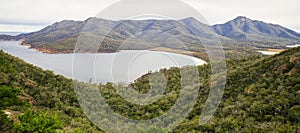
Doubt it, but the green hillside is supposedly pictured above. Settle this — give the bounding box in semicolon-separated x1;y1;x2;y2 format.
1;47;300;132
98;47;300;132
0;50;100;132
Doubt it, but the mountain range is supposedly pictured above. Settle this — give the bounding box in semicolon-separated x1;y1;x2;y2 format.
1;16;300;53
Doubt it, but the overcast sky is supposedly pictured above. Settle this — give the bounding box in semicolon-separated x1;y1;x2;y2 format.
0;0;299;32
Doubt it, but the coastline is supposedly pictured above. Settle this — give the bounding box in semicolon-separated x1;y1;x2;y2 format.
149;47;209;61
20;41;74;54
17;40;208;61
257;48;285;55
149;47;194;56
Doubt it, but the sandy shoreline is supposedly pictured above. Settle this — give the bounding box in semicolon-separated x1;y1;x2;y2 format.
149;47;195;55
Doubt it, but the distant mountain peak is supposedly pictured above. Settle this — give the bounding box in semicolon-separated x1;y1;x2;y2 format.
181;17;197;21
213;16;300;41
232;16;252;25
234;16;250;20
50;19;81;29
85;17;112;22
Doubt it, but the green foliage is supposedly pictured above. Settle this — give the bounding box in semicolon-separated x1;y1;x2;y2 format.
0;84;22;132
14;109;62;133
137;127;168;133
0;50;99;132
1;46;300;132
288;105;300;122
0;85;22;108
94;47;300;132
0;111;14;131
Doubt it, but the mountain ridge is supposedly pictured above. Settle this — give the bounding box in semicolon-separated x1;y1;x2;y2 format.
1;16;300;54
213;16;300;41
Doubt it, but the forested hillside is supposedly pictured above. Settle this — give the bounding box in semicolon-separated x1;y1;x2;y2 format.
0;50;100;132
98;47;300;132
0;46;300;132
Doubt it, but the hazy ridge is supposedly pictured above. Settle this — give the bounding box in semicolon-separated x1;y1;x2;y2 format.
1;16;300;54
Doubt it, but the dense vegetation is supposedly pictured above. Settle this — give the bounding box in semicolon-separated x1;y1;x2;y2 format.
0;47;300;132
0;50;100;132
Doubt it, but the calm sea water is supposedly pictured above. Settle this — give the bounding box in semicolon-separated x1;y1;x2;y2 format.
0;41;206;83
0;32;24;36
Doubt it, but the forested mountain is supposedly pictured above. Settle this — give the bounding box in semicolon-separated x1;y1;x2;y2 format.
1;46;299;132
1;16;300;53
